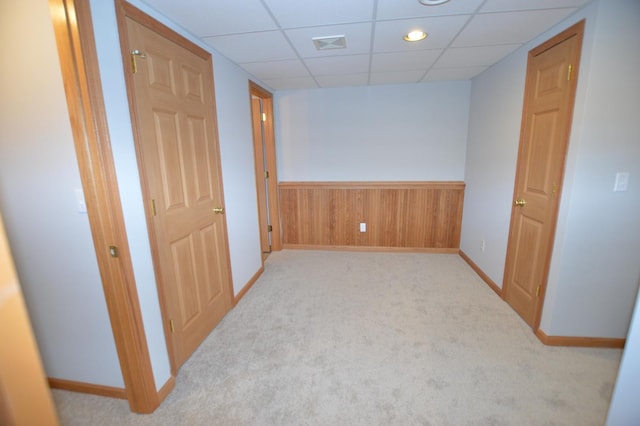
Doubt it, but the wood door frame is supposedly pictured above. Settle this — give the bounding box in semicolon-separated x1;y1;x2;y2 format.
115;0;235;374
502;20;585;331
249;81;282;252
49;0;167;413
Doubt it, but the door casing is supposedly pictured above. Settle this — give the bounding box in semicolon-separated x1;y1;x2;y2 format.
49;0;166;413
249;81;281;253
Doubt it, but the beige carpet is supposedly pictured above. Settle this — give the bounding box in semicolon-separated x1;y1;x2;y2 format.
53;250;621;425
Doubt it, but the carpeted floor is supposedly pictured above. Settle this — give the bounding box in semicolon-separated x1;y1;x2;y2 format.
53;250;622;425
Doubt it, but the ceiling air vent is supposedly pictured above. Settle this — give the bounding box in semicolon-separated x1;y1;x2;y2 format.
312;35;347;51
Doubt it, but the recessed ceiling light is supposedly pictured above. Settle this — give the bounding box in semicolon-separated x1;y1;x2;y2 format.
403;30;427;42
418;0;451;5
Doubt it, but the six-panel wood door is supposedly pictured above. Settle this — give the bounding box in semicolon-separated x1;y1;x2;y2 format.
503;22;584;328
124;15;233;369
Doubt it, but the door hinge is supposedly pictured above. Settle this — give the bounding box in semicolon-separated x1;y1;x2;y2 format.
109;246;119;258
151;199;157;216
264;171;269;179
130;49;146;74
169;319;175;333
536;285;541;297
268;225;273;232
261;112;267;122
552;183;558;197
567;64;573;81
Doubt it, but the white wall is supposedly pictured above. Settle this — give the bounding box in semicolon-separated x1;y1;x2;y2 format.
461;0;640;338
0;0;122;386
275;82;470;181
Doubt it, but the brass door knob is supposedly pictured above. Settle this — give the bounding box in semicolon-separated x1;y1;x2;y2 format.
213;207;225;214
514;198;526;207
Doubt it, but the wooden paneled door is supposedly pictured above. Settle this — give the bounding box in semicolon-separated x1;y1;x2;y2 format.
249;81;281;254
503;21;584;328
118;4;233;370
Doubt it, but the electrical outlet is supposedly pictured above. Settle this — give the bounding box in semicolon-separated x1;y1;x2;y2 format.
360;223;366;233
481;240;486;253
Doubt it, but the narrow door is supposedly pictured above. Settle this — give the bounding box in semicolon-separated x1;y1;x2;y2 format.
249;82;281;253
121;12;233;369
503;21;584;328
251;96;271;254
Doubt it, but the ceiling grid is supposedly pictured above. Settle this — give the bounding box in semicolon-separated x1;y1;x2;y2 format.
140;0;592;90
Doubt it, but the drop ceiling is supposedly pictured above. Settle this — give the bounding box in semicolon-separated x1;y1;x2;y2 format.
139;0;591;90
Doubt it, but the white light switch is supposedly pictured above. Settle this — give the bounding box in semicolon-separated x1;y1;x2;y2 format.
614;172;630;192
75;188;87;213
359;223;366;232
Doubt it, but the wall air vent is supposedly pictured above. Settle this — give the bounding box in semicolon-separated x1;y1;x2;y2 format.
312;35;347;51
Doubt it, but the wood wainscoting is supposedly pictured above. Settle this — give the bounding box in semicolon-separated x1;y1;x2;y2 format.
279;182;465;251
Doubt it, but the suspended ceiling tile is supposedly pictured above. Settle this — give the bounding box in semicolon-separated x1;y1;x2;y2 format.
286;23;372;58
263;0;374;28
316;74;369;88
141;0;593;89
142;0;278;37
304;55;370;76
377;0;484;20
480;0;591;13
371;50;441;73
453;9;578;47
374;15;470;52
262;76;319;91
369;70;426;85
203;31;297;64
241;60;310;80
435;44;519;68
423;66;488;81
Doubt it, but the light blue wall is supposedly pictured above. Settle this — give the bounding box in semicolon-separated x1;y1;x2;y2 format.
542;0;640;337
90;0;171;389
0;0;264;390
275;82;471;181
0;0;123;386
607;283;640;424
90;0;265;387
461;0;640;338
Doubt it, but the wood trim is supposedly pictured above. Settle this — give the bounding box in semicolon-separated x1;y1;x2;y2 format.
459;250;504;299
48;378;126;399
118;2;209;59
156;376;176;403
535;330;625;349
284;245;459;254
250;96;270;255
279;181;465;190
455;252;626;349
456;251;625;349
234;266;264;305
249;81;281;251
49;0;160;413
279;181;465;249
